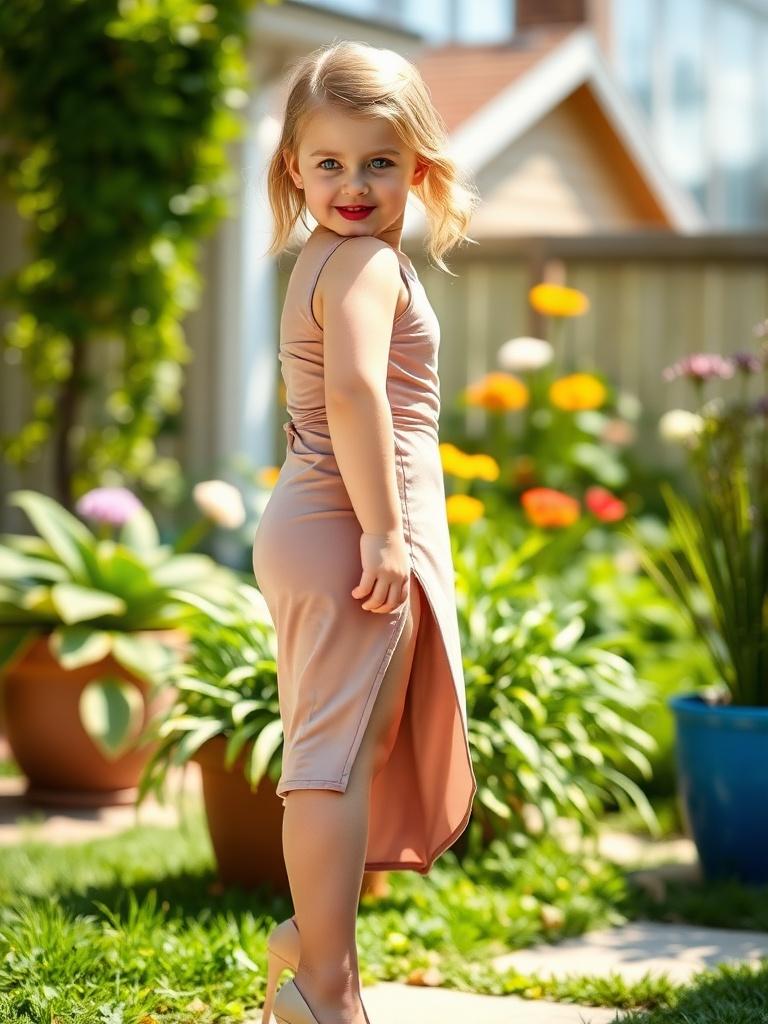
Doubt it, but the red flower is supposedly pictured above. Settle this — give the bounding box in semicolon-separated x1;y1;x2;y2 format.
585;486;627;522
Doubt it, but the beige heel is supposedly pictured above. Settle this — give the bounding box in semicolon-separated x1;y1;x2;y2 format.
273;978;319;1024
261;916;300;1023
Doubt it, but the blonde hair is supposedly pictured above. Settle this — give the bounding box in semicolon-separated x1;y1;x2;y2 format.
265;40;481;275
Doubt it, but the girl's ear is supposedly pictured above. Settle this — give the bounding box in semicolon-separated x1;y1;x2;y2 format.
283;150;303;189
412;159;430;188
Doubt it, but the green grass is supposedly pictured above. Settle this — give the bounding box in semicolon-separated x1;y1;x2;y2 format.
0;804;767;1022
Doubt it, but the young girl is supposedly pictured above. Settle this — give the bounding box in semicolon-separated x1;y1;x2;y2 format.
252;40;480;1024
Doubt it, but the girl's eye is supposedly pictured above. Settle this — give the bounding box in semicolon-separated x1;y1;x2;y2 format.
317;158;393;170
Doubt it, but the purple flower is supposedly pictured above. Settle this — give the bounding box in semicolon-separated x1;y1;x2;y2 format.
75;486;144;527
751;396;768;418
662;353;736;383
729;351;764;374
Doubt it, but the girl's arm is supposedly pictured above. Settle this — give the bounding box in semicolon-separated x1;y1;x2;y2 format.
321;235;411;613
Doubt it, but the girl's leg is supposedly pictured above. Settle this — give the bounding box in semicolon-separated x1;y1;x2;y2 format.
281;578;421;1024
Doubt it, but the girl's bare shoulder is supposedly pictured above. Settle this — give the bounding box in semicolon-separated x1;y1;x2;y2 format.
312;233;406;328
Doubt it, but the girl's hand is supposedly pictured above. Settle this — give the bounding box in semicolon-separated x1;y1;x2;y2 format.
351;531;410;613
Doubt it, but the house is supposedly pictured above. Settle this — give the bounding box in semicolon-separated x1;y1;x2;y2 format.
410;25;705;237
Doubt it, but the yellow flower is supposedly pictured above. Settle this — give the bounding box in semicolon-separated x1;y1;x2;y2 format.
439;444;472;479
469;454;500;481
446;494;484;524
439;443;464;475
549;373;606;411
440;444;500;481
258;466;281;488
529;283;590;317
464;371;529;412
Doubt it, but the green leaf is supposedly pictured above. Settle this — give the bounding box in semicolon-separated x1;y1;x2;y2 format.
476;785;511;819
171;719;223;765
177;677;238;702
231;699;264;725
93;542;155;600
498;718;541;765
78;676;145;759
165;588;231;620
111;631;180;683
224;719;263;767
247;719;284;789
119;505;160;552
0;626;41;674
0;546;68;582
49;626;113;669
8;490;94;580
152;555;216;587
19;585;57;616
50;583;126;624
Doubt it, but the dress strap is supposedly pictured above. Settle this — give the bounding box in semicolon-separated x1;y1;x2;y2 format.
305;235;358;331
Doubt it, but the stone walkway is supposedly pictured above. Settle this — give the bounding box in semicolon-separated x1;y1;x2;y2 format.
2;751;767;1023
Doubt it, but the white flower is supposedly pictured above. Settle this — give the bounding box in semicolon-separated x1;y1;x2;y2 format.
658;409;705;446
193;479;246;529
498;336;553;373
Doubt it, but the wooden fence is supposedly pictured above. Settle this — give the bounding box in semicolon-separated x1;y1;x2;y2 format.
278;233;768;468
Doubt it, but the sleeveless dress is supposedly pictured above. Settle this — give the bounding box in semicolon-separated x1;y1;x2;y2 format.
252;225;477;874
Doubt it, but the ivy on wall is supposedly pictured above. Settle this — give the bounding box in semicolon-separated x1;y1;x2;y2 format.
0;0;264;507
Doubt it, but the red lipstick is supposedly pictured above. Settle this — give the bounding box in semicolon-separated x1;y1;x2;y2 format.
336;206;374;220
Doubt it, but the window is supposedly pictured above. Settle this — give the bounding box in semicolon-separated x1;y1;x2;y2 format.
611;0;655;116
711;2;761;225
657;0;707;195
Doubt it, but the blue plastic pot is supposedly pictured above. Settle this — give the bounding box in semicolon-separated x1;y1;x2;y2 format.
669;692;768;884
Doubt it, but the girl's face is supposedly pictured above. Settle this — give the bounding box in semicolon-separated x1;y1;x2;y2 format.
284;105;429;243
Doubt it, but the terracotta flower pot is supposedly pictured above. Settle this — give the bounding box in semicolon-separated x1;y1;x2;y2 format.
2;628;186;807
193;733;390;898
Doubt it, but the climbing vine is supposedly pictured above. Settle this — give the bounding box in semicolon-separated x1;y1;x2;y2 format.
0;0;264;506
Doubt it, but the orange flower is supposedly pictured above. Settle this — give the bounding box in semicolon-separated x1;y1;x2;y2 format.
258;466;281;488
585;486;627;522
549;373;606;411
464;372;529;412
529;283;590;317
521;487;580;528
446;494;485;524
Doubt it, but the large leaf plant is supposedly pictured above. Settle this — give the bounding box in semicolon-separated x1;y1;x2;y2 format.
0;489;240;755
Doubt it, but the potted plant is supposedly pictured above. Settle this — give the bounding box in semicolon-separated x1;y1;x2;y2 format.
137;582;391;897
630;334;768;884
0;485;242;806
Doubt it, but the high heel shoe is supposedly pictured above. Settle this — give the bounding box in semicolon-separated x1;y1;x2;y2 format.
262;916;300;1024
272;978;319;1024
264;918;372;1024
273;977;373;1024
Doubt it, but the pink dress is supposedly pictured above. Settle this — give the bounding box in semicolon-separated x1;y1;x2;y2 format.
252;225;477;874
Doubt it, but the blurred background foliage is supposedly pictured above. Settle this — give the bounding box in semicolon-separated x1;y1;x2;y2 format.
0;0;260;508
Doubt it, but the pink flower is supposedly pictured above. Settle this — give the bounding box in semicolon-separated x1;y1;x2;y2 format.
75;486;144;527
662;354;735;383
